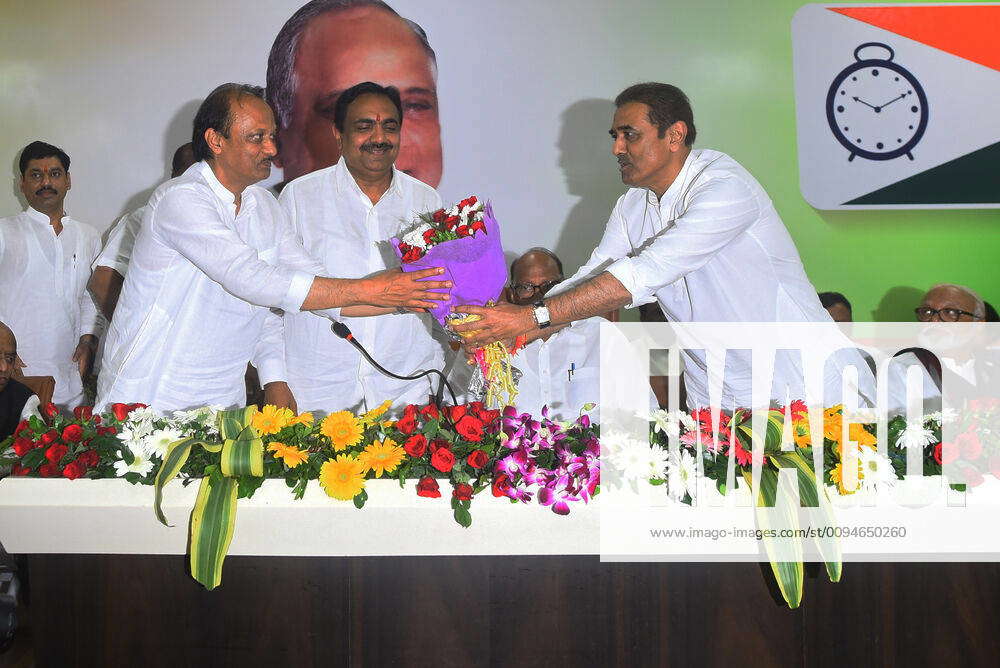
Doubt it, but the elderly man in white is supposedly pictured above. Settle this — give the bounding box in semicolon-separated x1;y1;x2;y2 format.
96;84;450;414
0;141;103;408
506;248;654;421
279;82;446;414
455;82;872;410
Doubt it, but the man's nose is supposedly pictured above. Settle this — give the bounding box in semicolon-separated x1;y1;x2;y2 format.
612;137;626;155
262;137;278;158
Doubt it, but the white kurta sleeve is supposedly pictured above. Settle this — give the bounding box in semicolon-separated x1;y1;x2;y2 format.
92;209;141;275
78;232;106;338
605;175;760;308
251;308;288;387
277;185;342;321
152;188;315;313
547;194;634;296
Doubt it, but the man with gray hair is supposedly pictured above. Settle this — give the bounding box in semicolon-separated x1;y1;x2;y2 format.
267;0;442;187
915;283;987;323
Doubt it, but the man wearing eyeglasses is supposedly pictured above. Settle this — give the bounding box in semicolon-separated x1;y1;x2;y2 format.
505;249;652;421
916;284;986;323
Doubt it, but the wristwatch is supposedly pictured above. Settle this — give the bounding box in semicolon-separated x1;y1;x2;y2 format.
531;300;551;329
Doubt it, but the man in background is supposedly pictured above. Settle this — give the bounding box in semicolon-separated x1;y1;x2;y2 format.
819;291;853;322
0;322;39;441
0;141;103;408
279;82;445;414
267;0;442;187
89;143;197;320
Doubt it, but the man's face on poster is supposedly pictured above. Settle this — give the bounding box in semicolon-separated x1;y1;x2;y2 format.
276;7;442;187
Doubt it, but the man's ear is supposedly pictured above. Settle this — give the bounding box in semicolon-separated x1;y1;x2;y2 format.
667;121;688;151
65;171;71;192
204;128;225;158
333;125;343;153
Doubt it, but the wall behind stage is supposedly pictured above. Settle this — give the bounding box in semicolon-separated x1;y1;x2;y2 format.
2;0;996;321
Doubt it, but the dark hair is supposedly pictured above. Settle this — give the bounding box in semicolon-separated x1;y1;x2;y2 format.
332;82;403;132
615;82;696;146
266;0;436;130
510;247;564;278
171;142;196;177
818;291;852;311
192;84;267;162
985;301;999;323
19;141;70;175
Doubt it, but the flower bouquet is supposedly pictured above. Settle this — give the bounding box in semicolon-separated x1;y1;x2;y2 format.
392;196;519;408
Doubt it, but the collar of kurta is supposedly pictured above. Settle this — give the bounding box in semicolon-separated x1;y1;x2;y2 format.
644;148;701;208
332;155;402;203
24;206;68;228
200;161;252;215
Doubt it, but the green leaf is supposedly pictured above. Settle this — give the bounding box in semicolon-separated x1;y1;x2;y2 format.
21;448;47;469
189;475;238;591
353;488;368;509
454;507;472;528
236;475;264;499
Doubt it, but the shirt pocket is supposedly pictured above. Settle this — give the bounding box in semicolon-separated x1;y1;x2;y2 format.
566;367;600;414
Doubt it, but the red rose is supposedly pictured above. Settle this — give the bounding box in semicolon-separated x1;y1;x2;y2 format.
420;403;440;420
40;430;60;446
39;463;58;478
62;424;84;443
396;413;417;435
444;215;460;229
456;224;469;236
92;415;102;425
14;420;29;438
11;464;31;476
111;403;132;421
492;473;513;497
989;456;1000;480
403;404;419;420
402;247;423;263
935;442;959;466
470;219;486;234
452;483;473;501
422;229;436;244
403;434;427;458
62;460;86;480
97;426;118;436
430;446;455;473
73;406;93;420
79;449;100;468
429;438;450;452
957;431;983;461
455;415;484;442
45;443;69;465
416;476;441;498
467;449;489;469
962;465;985;488
42;402;59;418
12;437;34;457
468;401;485;415
478;409;501;425
448;405;467;422
431;209;447;223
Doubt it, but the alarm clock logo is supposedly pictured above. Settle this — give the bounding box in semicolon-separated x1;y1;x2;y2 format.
826;42;929;162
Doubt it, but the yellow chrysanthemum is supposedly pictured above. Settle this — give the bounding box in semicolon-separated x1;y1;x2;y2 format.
320;411;363;451
848;423;877;449
360;400;392;427
319;454;366;500
830;458;864;495
381;420;396;429
823;412;843;442
358;438;406;478
267;442;309;468
252;404;295;435
290;411;314;427
792;420;811;448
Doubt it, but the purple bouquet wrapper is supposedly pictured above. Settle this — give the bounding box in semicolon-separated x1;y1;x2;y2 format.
391;202;508;327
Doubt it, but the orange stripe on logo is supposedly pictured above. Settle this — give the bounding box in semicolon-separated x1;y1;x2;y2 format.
831;5;1000;72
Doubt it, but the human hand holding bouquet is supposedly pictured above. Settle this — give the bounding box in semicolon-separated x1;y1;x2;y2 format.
391;196;520;407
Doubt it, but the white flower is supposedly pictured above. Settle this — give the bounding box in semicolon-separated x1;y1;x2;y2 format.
125;406;158;427
169;405;220;436
664;449;697;501
113;447;155;478
859;448;895;491
925;408;959;425
896;420;938;449
649;409;696;438
142;427;184;458
607;434;670;482
401;223;434;250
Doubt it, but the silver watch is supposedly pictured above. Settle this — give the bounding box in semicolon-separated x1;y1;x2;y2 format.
532;300;551;329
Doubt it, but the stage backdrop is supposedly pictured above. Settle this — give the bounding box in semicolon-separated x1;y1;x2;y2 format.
2;0;997;321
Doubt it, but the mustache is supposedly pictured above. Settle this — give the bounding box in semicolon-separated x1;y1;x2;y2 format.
616;156;632;167
35;187;57;195
361;141;394;153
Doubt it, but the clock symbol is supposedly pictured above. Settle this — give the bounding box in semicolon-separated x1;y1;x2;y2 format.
826;42;929;162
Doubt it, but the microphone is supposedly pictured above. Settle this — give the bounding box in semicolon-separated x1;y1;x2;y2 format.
331;321;458;407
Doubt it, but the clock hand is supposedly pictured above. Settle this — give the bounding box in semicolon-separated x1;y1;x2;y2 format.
878;93;907;110
852;96;877;110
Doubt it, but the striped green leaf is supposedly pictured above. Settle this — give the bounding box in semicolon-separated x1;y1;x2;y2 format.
220;425;263;477
744;467;804;609
189;474;238;591
153;438;197;526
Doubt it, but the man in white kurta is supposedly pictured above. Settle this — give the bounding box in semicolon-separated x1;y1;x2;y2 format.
279;83;445;414
0;142;103;408
97;84;450;413
455;83;872;409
